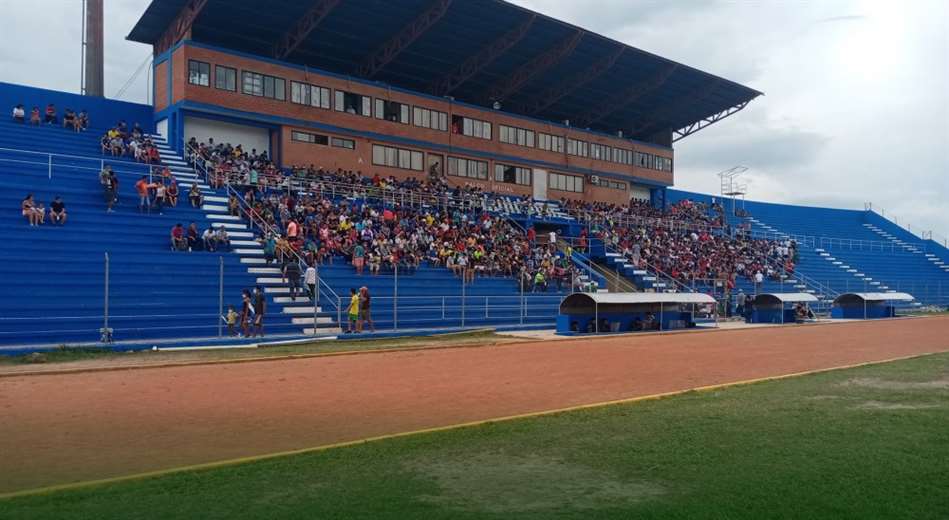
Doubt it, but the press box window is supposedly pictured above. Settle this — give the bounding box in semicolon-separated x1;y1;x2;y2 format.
372;144;423;171
494;164;531;186
331;137;356;150
214;65;236;91
291;131;328;145
447;156;488;179
549;172;583;193
374;99;410;124
538;133;565;153
335;90;371;116
413;107;448;131
242;71;285;101
188;60;210;87
451;115;491;140
291;81;331;109
499;125;535;148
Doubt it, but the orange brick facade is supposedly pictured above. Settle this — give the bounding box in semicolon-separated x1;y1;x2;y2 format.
158;43;675;205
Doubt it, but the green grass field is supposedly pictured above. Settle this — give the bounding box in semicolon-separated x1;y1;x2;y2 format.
3;353;948;519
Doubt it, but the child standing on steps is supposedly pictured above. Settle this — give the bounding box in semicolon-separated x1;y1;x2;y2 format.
347;288;359;334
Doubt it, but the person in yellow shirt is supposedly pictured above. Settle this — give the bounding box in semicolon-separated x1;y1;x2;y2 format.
346;288;360;333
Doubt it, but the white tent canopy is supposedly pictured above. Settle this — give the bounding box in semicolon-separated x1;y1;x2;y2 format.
752;293;819;305
833;292;914;305
562;292;715;306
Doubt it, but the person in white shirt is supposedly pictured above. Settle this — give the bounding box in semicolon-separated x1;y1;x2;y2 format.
12;104;25;123
304;264;317;301
202;227;217;252
548;230;557;246
754;271;764;293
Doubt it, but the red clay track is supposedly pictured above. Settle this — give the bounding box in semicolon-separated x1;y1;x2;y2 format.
2;317;948;494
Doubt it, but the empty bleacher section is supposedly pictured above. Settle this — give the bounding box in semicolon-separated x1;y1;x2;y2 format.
667;189;948;307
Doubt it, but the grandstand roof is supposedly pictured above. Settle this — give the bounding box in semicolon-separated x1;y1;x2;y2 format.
129;0;761;144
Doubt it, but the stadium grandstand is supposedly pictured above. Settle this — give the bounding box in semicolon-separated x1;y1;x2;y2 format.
0;0;945;352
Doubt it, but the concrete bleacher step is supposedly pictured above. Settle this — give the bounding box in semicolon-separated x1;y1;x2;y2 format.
248;267;281;274
292;317;335;326
202;204;228;212
207;214;241;222
240;258;266;264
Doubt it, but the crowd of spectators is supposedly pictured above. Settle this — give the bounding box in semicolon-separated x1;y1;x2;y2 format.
578;198;797;291
12;103;88;131
186;137;796;294
101;121;161;163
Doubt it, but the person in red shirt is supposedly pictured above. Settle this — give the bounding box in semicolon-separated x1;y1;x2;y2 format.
527;226;536;243
135;176;150;213
170;223;187;251
44;104;56;125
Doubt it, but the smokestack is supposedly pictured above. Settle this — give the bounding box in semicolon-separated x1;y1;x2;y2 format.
83;0;104;97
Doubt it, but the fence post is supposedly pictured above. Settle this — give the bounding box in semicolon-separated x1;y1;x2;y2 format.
48;154;52;180
313;264;320;336
485;296;489;318
218;256;224;338
393;262;398;331
520;274;525;325
441;297;445;320
461;272;466;328
101;252;111;343
337;296;342;331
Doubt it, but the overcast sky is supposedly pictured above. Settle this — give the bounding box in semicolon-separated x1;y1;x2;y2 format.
2;0;946;238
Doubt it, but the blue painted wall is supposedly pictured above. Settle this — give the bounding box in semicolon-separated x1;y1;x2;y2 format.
0;81;154;132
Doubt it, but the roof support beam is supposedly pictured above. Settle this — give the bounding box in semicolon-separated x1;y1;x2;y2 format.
153;0;208;55
272;0;341;60
484;30;584;104
524;45;624;116
631;79;722;138
672;100;751;142
575;62;677;128
429;14;536;97
355;0;453;79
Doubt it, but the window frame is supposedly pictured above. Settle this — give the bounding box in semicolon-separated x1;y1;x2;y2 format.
371;144;424;171
188;60;210;87
214;65;236;91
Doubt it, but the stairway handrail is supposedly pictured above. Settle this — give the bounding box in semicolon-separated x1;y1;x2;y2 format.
225;184;341;308
865;205;948;249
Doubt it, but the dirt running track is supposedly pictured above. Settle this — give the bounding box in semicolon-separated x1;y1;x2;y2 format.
2;317;949;494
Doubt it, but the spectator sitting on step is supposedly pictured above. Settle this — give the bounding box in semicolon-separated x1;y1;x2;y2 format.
189;183;203;208
215;226;230;251
12;104;25;123
30;106;41;125
167;180;179;207
63;109;79;132
49;196;66;225
131;123;143;140
44;103;56;125
21;194;44;226
187;222;199;251
202;227;218;252
171;223;187;251
77;110;89;131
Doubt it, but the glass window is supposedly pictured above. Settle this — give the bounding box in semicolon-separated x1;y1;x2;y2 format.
241;71;283;100
331;137;355;149
214;65;236;91
494;164;531;185
291;131;328;145
335;90;370;116
188;60;210;87
371;144;423;171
